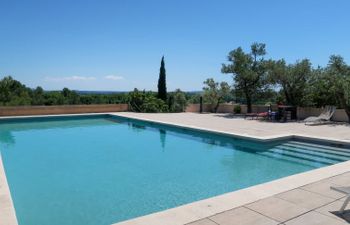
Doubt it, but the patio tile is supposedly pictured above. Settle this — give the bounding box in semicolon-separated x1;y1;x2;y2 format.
245;197;309;222
315;200;350;223
284;211;347;225
209;207;278;225
300;180;345;199
327;172;350;186
187;218;217;225
276;188;334;210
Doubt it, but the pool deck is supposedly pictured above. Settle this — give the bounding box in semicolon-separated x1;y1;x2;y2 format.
1;112;350;225
112;112;350;143
111;112;350;225
0;154;18;225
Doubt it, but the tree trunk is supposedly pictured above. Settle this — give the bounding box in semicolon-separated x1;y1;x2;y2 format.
246;94;252;113
345;108;350;123
214;98;222;113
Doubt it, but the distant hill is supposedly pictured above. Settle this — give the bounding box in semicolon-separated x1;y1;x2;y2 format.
75;90;128;95
72;90;203;95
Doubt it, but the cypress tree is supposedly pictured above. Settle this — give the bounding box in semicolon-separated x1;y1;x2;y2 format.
157;56;167;101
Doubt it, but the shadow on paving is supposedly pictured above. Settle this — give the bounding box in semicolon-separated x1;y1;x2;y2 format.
331;210;350;223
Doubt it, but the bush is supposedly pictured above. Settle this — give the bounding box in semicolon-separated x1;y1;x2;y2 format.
168;89;187;112
129;89;168;113
233;105;241;114
142;96;168;113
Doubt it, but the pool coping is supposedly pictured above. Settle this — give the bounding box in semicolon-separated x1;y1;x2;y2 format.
0;112;350;225
0;154;18;225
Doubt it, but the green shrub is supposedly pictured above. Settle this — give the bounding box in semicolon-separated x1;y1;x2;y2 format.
142;96;168;113
168;89;187;112
233;105;241;114
129;89;168;113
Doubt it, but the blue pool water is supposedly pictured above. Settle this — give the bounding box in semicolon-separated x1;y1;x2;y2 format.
1;115;349;225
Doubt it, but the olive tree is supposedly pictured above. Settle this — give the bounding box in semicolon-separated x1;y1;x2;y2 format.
222;43;267;113
267;59;312;106
203;78;231;113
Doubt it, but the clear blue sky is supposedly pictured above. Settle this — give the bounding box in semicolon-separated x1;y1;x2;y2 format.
1;0;349;91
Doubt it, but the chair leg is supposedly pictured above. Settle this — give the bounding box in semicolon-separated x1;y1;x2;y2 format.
340;195;350;214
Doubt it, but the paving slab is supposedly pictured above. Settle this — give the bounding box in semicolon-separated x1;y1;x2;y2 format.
246;197;310;222
300;180;346;199
327;172;350;186
187;219;218;225
276;189;334;210
314;200;350;223
209;207;279;225
284;211;347;225
114;113;350;142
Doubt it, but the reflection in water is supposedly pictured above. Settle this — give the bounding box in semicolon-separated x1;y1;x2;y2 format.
159;129;166;151
128;122;146;132
0;115;117;147
0;130;16;147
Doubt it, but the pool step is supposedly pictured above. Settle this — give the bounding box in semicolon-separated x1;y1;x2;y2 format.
286;141;350;156
233;140;350;166
258;141;350;166
258;149;335;166
262;148;339;165
276;145;350;162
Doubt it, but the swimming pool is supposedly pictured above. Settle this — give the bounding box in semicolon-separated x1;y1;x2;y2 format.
1;114;349;225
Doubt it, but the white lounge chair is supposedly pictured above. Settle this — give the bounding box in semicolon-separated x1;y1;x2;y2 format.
331;186;350;213
304;106;336;125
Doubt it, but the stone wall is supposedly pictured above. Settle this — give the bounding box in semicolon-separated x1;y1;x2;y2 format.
185;103;270;114
0;104;128;116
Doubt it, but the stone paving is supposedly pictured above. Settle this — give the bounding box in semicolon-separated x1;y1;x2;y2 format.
187;172;350;225
114;112;350;142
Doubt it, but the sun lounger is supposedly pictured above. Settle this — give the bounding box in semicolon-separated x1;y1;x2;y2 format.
304;106;336;125
257;112;269;120
331;186;350;213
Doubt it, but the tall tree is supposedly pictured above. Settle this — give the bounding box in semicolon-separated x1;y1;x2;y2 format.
203;78;231;113
222;43;267;113
0;76;32;106
267;59;312;106
326;55;350;122
157;56;167;101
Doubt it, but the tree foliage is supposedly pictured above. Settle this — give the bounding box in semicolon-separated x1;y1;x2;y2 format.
129;88;168;113
0;76;32;106
157;56;167;101
203;78;231;113
168;89;188;112
267;59;312;106
323;55;350;122
222;43;267;113
0;76;130;106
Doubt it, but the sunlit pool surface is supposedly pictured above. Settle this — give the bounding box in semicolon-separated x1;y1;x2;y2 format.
1;115;349;225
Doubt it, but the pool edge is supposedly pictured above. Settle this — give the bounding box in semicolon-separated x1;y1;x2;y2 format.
110;112;350;145
0;153;18;225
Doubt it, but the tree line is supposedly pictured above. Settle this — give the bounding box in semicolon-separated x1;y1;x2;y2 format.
1;46;349;121
212;43;349;121
0;76;198;112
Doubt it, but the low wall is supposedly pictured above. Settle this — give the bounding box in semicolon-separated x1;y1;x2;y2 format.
185;104;212;113
185;103;270;114
0;104;128;116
